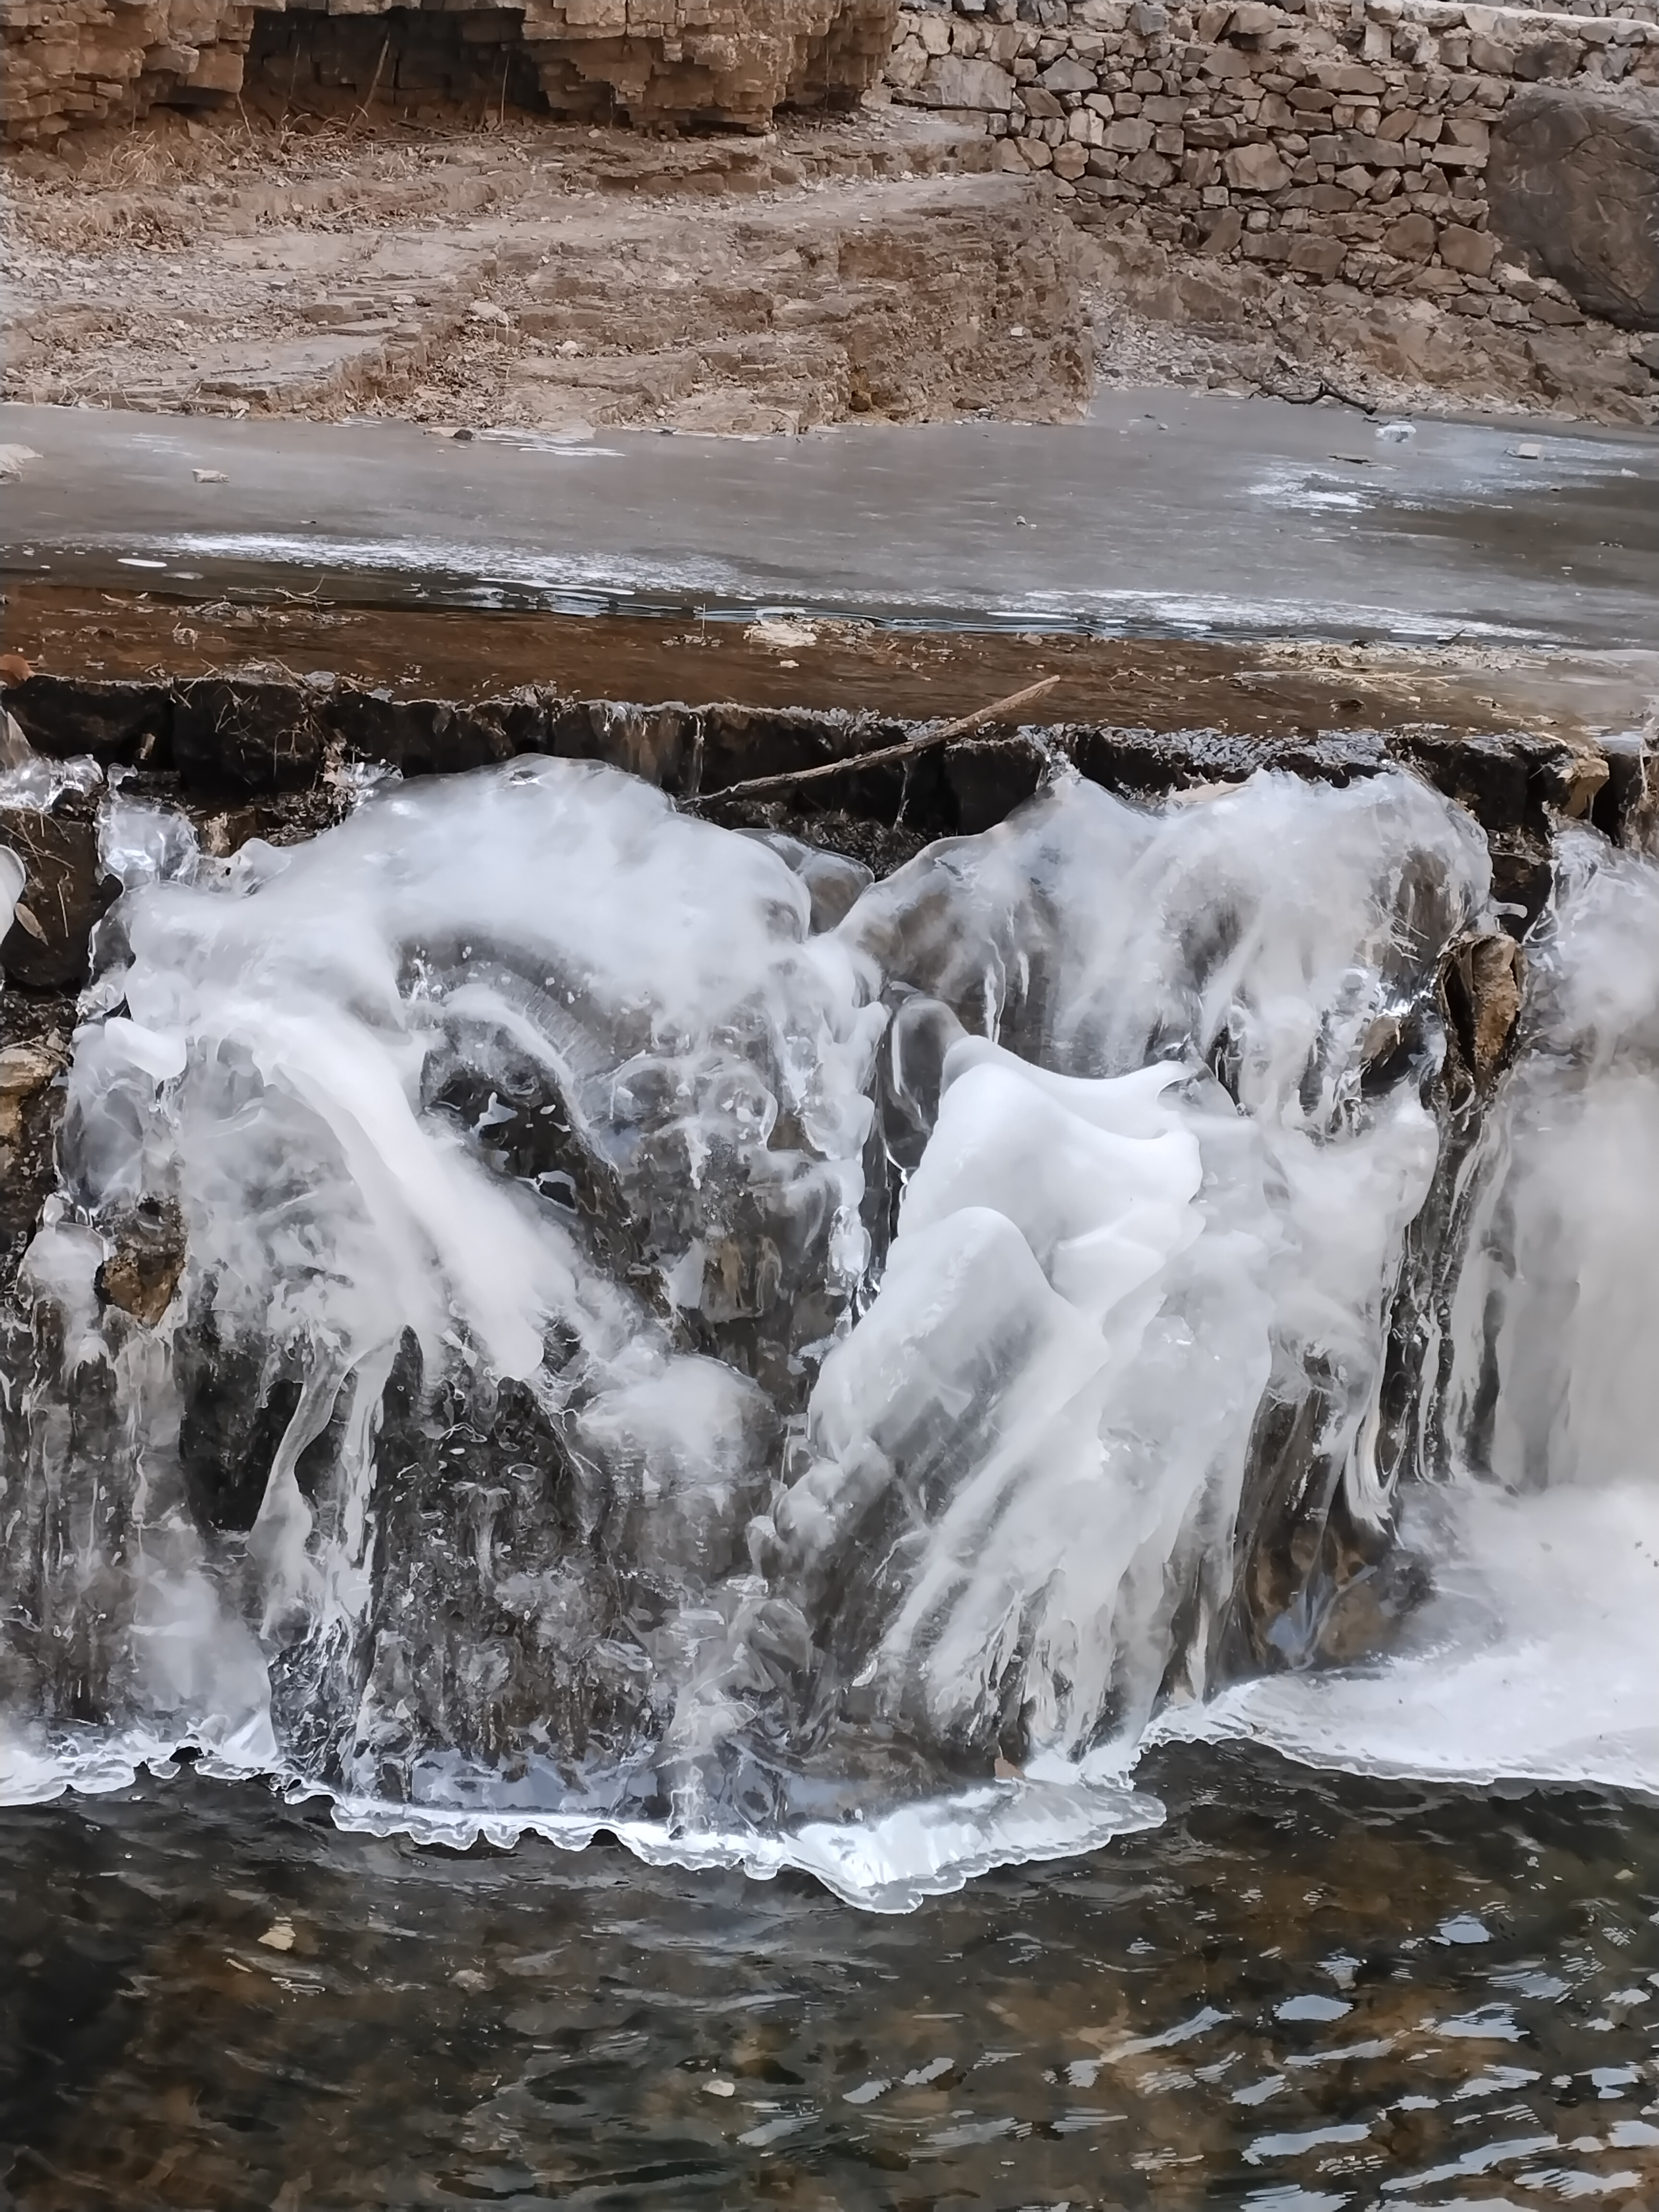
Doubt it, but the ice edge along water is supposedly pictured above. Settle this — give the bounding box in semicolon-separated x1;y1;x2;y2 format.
1;755;1655;1911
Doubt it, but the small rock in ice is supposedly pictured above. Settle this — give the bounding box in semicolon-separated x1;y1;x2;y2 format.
1375;421;1415;443
702;2078;736;2098
1508;443;1541;460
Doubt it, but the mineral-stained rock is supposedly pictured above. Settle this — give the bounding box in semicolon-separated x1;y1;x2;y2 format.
95;1197;187;1328
1440;930;1524;1101
1488;86;1659;330
0;1039;62;1164
0;1027;66;1293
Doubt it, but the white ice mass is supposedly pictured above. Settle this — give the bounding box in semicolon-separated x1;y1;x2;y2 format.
1;753;1654;1908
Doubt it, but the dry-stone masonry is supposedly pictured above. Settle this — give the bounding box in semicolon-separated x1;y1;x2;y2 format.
1;0;900;139
883;0;1659;330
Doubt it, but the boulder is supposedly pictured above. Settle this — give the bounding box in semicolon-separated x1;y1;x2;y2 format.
1488;86;1659;329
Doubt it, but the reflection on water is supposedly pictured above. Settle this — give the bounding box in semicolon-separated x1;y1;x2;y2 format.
2;1748;1655;2210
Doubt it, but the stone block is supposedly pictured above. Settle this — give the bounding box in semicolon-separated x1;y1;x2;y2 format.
1288;233;1346;275
1382;209;1436;259
922;55;1018;112
1224;140;1291;188
1196;205;1245;252
1105;114;1154;150
1437;221;1496;276
1041;55;1096;92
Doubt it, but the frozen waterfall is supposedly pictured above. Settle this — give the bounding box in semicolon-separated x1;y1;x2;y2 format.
0;752;1652;1909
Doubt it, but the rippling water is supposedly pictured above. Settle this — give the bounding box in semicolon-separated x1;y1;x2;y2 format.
3;1749;1656;2209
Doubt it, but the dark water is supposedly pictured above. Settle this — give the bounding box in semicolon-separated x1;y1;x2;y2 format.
3;1750;1656;2211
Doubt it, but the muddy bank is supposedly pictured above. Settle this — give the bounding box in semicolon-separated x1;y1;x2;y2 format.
12;584;1654;744
1;112;1086;435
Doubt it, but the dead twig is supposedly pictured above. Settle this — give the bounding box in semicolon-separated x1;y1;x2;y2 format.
353;35;391;126
690;675;1063;810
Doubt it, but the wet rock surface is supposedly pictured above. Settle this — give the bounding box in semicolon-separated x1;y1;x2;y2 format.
0;794;115;992
94;1198;187;1329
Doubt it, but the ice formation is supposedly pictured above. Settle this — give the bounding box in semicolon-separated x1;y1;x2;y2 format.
1161;826;1659;1800
1;751;1653;1907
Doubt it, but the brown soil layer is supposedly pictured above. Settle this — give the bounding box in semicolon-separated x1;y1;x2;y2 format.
6;583;1650;746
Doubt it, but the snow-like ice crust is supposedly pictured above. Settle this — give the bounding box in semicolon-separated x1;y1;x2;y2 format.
4;753;1642;1908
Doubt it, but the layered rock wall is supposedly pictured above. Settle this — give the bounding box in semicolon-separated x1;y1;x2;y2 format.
1;0;901;139
885;0;1659;332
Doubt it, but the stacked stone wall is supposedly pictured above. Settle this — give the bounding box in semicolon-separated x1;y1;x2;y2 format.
883;0;1659;332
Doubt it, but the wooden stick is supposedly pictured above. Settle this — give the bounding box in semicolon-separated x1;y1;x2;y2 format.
690;674;1063;809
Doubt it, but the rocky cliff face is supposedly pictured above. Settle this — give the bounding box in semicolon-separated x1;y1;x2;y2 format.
1489;84;1659;328
1;0;901;140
